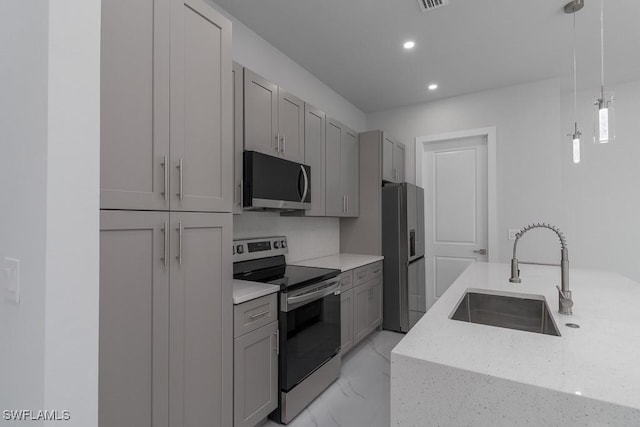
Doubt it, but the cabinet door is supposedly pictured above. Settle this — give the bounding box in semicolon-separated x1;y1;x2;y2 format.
233;61;244;215
353;283;370;345
99;211;169;427
341;127;359;217
325;118;343;217
233;322;278;427
278;89;305;163
393;142;405;183
368;277;383;330
101;0;170;210
304;104;326;216
170;0;232;213
340;288;354;355
169;212;232;427
382;135;394;182
244;69;278;157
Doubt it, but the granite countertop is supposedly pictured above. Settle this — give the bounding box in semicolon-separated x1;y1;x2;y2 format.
232;279;279;305
291;253;384;272
391;262;640;425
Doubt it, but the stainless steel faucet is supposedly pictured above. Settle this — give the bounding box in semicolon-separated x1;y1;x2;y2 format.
509;223;573;315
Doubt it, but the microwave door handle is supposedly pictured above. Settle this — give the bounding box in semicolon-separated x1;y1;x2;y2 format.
300;165;309;202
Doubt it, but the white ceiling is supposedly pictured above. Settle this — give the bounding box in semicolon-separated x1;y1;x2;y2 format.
214;0;640;113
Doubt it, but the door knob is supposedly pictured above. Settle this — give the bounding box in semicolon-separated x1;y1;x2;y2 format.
473;249;487;255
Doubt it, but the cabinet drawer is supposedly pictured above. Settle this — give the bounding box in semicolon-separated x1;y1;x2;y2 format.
234;294;278;338
354;261;383;287
367;261;383;280
339;271;353;291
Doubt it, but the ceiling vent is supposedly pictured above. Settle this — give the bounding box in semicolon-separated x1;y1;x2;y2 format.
417;0;450;12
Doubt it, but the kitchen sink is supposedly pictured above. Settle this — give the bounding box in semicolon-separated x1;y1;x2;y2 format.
450;289;561;336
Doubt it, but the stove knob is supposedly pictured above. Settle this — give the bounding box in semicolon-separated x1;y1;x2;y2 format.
274;241;280;249
236;244;244;254
281;240;287;248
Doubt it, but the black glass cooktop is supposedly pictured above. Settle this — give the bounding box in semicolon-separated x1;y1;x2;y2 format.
233;255;340;291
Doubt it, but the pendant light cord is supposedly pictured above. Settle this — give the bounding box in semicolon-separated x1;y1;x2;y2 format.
573;10;578;127
600;0;605;97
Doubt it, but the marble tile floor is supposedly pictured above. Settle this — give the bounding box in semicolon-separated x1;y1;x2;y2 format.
264;330;404;427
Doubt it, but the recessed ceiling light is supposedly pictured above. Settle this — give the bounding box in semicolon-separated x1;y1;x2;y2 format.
428;83;438;91
403;41;415;50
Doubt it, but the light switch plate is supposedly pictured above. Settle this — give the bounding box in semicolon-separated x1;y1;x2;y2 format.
508;229;520;241
3;257;20;304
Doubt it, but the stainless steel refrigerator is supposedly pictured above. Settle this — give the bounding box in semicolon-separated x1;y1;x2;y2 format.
382;183;426;332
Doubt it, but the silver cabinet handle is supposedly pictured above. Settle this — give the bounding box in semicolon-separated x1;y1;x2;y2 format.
282;135;286;155
473;249;488;255
342;195;346;213
300;165;308;202
176;222;183;265
161;156;168;201
249;310;270;320
346;195;349;214
161;221;168;267
240;179;244;208
176;159;184;201
275;329;280;355
275;134;280;153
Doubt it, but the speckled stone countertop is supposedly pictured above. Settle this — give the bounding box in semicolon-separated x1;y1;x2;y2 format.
291;253;383;272
232;279;279;305
391;262;640;426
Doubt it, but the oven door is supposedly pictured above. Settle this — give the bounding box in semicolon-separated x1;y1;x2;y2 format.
279;282;341;392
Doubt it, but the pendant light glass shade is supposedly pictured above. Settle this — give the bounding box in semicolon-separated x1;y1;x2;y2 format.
572;135;581;164
594;92;615;143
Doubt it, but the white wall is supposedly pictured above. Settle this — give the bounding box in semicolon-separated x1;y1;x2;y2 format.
0;1;49;422
207;0;366;133
367;78;640;281
44;0;101;425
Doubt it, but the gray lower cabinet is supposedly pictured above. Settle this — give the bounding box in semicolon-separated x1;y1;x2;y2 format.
340;288;354;355
244;68;304;163
99;210;233;427
352;275;383;347
233;294;279;427
233;61;244;214
101;0;232;213
233;321;278;427
326;118;359;217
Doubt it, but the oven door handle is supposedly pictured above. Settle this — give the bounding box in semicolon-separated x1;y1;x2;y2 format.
286;281;340;307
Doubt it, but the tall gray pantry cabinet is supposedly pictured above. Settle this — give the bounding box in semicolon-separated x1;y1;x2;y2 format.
99;0;233;426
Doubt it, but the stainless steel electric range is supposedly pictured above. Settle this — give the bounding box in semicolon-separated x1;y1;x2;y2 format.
233;236;342;424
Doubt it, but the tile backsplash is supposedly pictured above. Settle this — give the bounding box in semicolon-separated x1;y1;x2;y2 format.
233;212;340;262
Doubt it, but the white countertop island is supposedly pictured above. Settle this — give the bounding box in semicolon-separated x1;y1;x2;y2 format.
391;262;640;426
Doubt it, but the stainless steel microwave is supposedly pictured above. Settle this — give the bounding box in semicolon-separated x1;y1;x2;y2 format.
243;151;311;211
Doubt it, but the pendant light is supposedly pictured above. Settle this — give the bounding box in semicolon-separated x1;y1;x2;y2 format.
593;0;615;144
565;0;583;164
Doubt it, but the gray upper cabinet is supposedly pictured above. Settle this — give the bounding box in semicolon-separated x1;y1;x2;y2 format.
302;104;326;216
99;210;170;427
380;132;406;184
233;61;244;215
382;136;395;183
169;211;232;427
101;0;232;213
170;0;232;213
325;118;359;217
243;68;304;163
101;0;170;211
392;142;406;182
278;89;305;163
244;68;278;157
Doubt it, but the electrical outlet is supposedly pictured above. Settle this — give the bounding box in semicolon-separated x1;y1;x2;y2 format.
3;257;20;304
508;229;520;241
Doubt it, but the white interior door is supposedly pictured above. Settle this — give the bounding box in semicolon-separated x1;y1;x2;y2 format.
424;136;488;310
